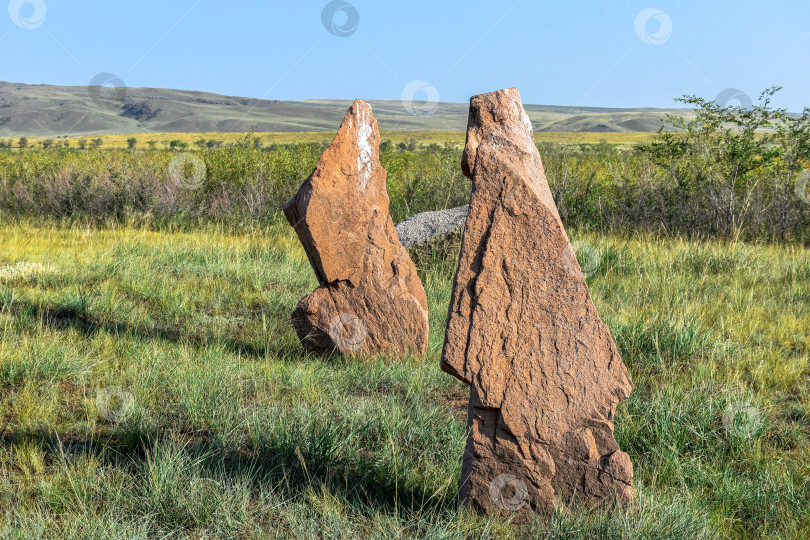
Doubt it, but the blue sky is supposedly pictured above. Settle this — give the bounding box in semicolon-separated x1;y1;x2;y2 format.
2;0;809;110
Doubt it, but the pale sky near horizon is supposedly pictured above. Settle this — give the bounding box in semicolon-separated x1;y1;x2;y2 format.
1;0;809;111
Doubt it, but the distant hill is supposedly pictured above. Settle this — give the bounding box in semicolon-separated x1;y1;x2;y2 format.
0;82;690;136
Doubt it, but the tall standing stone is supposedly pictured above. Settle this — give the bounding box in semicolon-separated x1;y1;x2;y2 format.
441;88;635;517
284;100;429;356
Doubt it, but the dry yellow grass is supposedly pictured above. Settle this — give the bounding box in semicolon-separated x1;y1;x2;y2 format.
24;131;655;150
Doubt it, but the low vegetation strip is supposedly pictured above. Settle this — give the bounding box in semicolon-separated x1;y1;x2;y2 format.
0;131;655;150
0;139;808;243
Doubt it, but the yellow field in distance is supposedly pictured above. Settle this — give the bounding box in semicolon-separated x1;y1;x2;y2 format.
20;131;656;149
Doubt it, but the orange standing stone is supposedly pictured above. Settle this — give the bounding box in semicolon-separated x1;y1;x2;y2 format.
284;100;428;356
442;88;635;517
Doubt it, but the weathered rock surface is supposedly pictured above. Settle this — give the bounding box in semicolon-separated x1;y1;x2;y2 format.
395;205;469;248
284;100;429;356
441;88;635;517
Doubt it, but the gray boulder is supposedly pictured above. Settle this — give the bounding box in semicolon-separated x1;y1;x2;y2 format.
395;205;469;248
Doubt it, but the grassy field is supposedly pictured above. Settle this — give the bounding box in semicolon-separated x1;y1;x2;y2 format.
0;218;807;538
14;131;656;150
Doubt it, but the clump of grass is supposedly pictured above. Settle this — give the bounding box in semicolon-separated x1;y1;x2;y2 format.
612;315;716;369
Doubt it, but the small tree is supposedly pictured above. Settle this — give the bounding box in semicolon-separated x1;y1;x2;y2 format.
78;139;88;149
195;138;207;150
237;125;260;149
127;137;138;149
42;138;55;149
641;87;784;238
766;107;810;239
92;138;104;148
18;137;28;149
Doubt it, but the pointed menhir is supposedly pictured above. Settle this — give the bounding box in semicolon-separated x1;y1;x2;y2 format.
441;88;636;518
284;100;429;356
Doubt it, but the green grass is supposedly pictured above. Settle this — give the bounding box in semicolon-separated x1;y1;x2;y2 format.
0;218;808;538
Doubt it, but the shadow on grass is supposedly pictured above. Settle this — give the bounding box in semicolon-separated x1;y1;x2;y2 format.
0;294;309;363
0;423;458;522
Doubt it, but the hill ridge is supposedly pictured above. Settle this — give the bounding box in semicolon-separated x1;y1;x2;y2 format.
0;82;690;136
